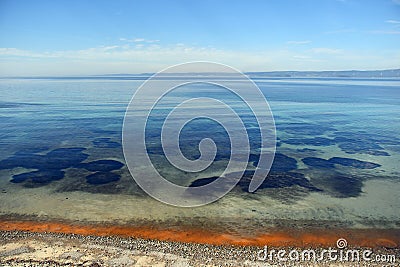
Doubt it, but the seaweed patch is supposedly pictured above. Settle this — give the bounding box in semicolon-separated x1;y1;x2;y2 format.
79;160;124;172
85;172;121;185
11;170;65;184
1;147;88;185
302;156;381;169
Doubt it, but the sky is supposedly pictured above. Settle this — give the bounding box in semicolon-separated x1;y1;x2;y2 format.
0;0;399;76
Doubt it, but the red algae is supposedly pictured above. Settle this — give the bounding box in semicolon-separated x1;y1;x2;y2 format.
0;219;399;248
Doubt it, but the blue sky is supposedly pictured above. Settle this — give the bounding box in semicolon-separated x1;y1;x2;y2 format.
0;0;399;75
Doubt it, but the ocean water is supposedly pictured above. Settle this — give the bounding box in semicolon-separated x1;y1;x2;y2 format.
0;77;399;233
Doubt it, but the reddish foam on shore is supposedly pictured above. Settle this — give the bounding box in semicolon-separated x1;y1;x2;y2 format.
0;219;399;248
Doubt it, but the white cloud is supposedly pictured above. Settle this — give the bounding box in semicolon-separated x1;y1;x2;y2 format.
102;45;120;51
292;55;312;59
385;19;400;24
286;40;312;45
368;30;400;35
119;38;160;43
0;47;47;57
145;39;160;43
310;47;343;54
0;44;399;76
367;20;400;34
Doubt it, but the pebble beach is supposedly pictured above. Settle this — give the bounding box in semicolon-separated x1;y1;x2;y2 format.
1;230;399;267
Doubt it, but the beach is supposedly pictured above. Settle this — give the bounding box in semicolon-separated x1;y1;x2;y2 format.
1;214;399;267
1;229;399;267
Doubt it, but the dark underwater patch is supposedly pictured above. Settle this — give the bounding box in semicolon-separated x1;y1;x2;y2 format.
0;147;88;171
277;123;335;135
10;170;65;184
296;148;318;153
1;147;89;185
86;172;121;185
337;142;390;156
329;157;381;169
333;132;393;156
334;131;400;146
302;156;381;169
310;174;363;198
0;154;46;170
302;157;335;169
188;176;219;187
189;170;321;194
283;137;336;146
251;153;297;172
79;160;124;172
271;153;298;172
335;136;388;155
237;171;321;192
45;148;89;169
146;145;165;156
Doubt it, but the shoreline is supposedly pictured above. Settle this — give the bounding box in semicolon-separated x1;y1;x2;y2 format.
1;230;399;267
0;218;399;248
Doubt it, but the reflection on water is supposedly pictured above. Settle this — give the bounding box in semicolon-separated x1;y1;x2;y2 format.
0;77;399;232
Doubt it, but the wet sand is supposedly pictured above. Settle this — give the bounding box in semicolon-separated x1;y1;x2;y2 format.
1;218;399;248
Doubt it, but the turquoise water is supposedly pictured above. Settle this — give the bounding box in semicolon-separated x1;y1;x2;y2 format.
0;77;399;229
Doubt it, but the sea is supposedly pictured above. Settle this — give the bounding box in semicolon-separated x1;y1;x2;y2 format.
0;76;399;235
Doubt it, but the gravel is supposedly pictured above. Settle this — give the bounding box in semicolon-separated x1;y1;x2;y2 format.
0;230;398;267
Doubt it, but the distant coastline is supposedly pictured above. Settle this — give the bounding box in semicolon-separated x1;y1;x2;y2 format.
246;68;400;78
1;68;399;79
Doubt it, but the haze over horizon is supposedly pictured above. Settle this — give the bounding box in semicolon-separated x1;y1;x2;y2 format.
1;0;400;76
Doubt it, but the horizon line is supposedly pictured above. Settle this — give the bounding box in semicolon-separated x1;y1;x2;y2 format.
1;68;399;79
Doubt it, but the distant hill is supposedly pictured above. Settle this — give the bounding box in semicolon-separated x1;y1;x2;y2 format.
3;69;399;79
98;69;400;78
245;69;400;78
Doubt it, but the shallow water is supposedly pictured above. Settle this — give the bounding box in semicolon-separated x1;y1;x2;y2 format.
0;77;399;233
